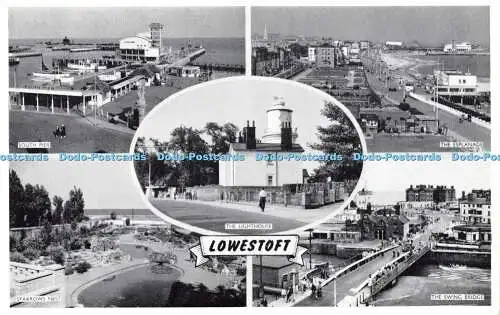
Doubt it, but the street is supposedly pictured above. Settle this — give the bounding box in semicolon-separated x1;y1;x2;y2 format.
150;199;306;234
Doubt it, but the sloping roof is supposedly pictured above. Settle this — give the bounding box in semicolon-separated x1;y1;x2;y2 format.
129;64;161;79
231;142;305;152
252;256;294;269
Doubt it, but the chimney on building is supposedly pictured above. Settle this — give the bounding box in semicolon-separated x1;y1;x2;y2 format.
246;120;256;149
281;121;293;150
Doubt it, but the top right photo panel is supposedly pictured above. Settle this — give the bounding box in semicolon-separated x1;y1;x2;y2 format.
251;6;490;152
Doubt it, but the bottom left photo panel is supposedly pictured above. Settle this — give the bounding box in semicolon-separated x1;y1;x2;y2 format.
9;158;247;308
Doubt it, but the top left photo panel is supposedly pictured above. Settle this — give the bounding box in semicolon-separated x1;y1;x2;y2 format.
8;7;245;153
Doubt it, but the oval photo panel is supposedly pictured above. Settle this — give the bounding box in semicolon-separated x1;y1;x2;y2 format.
130;77;367;235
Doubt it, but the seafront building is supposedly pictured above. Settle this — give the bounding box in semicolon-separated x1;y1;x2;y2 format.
443;41;472;53
119;23;165;62
405;185;455;203
459;194;491;224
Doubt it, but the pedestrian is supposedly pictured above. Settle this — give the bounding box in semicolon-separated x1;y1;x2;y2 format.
54;125;60;139
259;188;267;212
60;123;66;139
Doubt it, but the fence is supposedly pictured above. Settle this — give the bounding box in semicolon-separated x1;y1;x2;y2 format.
181;182;347;209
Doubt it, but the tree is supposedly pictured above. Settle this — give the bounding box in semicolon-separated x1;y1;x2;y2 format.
125;218;131;226
204;122;238;154
24;184;51;227
310;101;363;182
52;196;64;225
63;186;85;223
110;212;117;220
40;219;53;249
168;126;212;187
9;169;25;227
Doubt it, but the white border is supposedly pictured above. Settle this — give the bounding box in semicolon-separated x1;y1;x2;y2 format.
2;1;497;314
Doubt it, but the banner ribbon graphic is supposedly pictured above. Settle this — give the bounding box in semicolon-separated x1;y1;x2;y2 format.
189;235;308;267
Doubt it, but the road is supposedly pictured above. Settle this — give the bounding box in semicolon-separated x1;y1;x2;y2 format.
150;199;305;234
364;55;490;150
290;68;314;81
296;246;401;306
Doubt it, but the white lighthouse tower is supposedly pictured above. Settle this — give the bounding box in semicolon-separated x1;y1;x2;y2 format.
262;97;298;144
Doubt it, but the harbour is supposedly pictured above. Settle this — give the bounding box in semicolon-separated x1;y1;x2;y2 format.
8;8;245;153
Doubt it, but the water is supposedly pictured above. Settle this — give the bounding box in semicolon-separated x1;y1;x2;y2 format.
373;264;491;306
167;37;244;66
9;37;244;87
77;264;182;307
416;55;490;79
77;244;182;307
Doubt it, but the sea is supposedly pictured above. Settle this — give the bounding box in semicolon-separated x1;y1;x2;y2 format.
372;264;491;306
416;55;490;79
9;37;244;87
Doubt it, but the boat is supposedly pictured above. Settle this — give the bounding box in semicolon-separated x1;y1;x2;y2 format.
439;264;467;271
32;72;71;79
31;55;73;82
67;61;107;72
9;57;20;66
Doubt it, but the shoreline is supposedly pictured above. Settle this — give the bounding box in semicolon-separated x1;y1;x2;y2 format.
381;52;490;82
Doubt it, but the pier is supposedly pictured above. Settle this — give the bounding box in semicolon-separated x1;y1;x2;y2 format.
168;48;206;68
190;62;245;74
8;51;42;58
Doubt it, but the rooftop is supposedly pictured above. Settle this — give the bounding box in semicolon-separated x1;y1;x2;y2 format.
231;142;305;152
252;256;294;269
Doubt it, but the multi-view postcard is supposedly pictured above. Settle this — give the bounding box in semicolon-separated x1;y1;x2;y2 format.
5;3;495;313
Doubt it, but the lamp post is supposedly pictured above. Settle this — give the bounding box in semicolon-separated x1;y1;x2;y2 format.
305;228;314;269
259;255;264;299
291;267;297;301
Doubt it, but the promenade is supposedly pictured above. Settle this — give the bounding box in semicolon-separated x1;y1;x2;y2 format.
150;198;343;234
363;56;491;151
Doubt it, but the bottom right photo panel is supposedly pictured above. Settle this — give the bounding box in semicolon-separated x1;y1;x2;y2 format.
253;155;491;307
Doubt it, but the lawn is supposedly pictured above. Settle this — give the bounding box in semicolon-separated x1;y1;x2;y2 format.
10;111;133;153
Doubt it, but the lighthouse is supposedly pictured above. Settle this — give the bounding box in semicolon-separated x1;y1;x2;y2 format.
262;97;298;145
218;97;304;187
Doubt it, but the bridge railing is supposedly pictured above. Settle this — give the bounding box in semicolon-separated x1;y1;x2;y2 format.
320;244;398;288
338;245;430;306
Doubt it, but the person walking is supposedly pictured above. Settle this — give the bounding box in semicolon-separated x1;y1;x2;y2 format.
60;123;66;139
259;188;267;212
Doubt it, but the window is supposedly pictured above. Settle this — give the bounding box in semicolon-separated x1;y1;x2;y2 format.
267;175;273;186
267;153;274;166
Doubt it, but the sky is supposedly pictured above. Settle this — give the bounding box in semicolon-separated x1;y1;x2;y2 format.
360;157;491;204
10;159;147;209
134;77;363;172
252;6;490;46
8;7;245;39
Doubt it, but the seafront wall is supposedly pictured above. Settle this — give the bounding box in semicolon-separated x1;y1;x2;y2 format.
422;249;491;268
